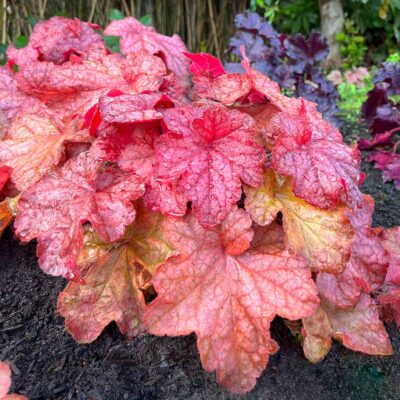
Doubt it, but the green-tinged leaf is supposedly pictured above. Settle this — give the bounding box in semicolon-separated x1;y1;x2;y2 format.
140;15;152;26
109;8;124;21
103;35;120;53
14;35;29;49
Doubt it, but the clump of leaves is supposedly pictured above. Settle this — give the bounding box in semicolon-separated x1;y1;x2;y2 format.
226;11;339;123
328;67;373;123
336;19;367;70
359;62;400;189
0;15;400;395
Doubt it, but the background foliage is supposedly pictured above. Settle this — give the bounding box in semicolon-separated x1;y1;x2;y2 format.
2;0;400;64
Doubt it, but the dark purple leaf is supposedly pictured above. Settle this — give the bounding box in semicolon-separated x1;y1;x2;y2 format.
371;104;400;135
373;63;400;95
284;31;329;74
362;84;392;124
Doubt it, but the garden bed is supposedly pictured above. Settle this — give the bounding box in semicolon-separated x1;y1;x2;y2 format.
1;123;400;400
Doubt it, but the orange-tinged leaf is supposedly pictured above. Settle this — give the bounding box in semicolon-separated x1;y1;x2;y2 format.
0;114;90;191
302;306;332;363
58;204;176;343
317;196;388;307
377;227;400;326
125;201;178;274
145;207;318;393
302;294;393;362
0;200;12;238
58;245;147;343
323;294;393;356
244;170;353;273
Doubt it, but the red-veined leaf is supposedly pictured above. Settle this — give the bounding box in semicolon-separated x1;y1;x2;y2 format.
154;103;265;227
14;152;144;279
145;207;318;393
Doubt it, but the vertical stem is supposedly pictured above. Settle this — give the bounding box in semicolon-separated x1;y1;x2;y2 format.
207;0;220;57
88;0;97;22
1;0;6;44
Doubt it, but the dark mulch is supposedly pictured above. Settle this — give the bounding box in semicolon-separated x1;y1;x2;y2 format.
1;121;400;400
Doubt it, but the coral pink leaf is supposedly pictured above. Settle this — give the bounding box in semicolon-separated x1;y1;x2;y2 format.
317;196;388;307
0;361;11;398
14;152;144;279
145;207;318;393
240;50;288;108
185;52;251;105
155;103;265;226
0;66;46;133
0;114;90;191
144;177;188;217
122;52;167;92
0;166;11;191
99;93;173;124
0;362;27;400
91;123;160;180
377;227;400;326
271;101;362;209
323;294;393;355
16;54;127;98
104;17;189;76
7;16;106;67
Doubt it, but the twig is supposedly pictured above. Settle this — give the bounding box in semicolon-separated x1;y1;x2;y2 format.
207;0;220;57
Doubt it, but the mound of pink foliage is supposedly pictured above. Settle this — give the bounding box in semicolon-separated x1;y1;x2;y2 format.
0;16;400;394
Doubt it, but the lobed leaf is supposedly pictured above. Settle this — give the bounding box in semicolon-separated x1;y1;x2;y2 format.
270;101;362;209
155;103;265;227
58;202;176;343
317;196;388;307
14;152;144;279
145;207;318;393
244;169;353;273
104;17;189;77
0;114;90;191
6;16;106;67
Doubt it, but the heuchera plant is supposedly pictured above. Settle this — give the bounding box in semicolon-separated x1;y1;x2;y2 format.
359;62;400;189
0;16;400;394
226;11;339;123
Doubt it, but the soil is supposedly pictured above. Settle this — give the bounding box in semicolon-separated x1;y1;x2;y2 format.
1;121;400;400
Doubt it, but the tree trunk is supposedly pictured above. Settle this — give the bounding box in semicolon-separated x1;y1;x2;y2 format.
318;0;344;68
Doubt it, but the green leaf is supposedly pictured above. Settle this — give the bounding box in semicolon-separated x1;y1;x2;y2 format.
27;15;36;28
0;44;7;66
14;35;29;49
103;35;120;53
336;31;346;42
109;8;124;21
140;15;152;26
